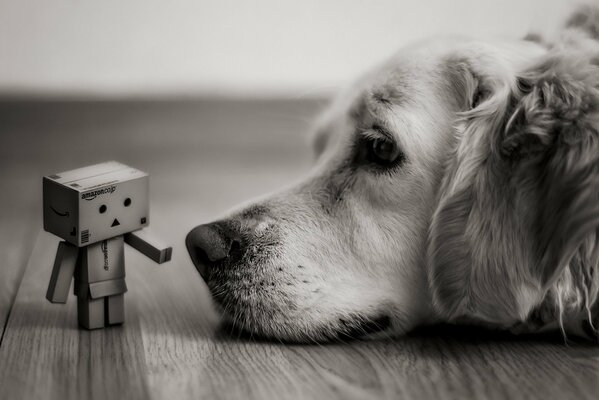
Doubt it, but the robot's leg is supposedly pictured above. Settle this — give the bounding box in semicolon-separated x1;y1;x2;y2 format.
106;294;125;325
77;296;105;329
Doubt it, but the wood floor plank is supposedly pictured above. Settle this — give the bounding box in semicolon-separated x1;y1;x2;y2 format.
0;231;150;400
0;166;40;334
0;218;37;332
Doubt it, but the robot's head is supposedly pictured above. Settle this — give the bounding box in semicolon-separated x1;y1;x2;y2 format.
43;161;149;246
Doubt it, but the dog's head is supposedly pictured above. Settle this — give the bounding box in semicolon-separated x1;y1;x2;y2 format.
186;28;599;341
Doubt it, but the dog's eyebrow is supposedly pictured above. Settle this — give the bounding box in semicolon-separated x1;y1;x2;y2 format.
373;91;393;106
370;123;395;141
356;123;396;145
350;96;384;129
350;97;397;143
350;90;402;128
371;86;405;108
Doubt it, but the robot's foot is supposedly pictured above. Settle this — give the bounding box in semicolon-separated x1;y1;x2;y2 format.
77;297;105;329
106;294;125;325
77;294;125;329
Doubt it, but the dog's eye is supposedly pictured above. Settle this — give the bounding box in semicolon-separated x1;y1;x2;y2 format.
366;137;403;167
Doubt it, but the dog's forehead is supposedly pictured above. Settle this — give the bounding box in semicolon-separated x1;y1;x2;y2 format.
313;46;451;154
316;62;426;134
322;39;461;125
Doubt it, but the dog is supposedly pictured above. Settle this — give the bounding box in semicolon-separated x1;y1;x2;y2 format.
186;6;599;342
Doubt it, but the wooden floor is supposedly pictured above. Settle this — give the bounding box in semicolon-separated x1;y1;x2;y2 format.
0;99;597;400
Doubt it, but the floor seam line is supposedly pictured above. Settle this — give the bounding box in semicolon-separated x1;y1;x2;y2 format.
0;226;40;349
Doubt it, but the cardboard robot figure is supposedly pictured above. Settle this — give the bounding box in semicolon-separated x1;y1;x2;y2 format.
43;161;172;329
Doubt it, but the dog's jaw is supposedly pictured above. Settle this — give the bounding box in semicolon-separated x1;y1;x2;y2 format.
201;209;435;342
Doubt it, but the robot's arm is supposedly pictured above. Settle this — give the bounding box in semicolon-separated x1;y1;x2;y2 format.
46;241;78;303
124;229;172;264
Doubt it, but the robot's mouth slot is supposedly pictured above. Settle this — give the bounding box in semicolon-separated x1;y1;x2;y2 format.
111;218;120;227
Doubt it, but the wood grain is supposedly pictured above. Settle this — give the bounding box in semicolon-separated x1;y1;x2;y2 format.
0;165;39;337
0;100;597;400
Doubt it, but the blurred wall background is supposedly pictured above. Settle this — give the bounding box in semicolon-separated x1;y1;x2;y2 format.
0;0;577;99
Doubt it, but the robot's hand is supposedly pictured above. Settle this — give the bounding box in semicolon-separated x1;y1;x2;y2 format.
124;229;172;264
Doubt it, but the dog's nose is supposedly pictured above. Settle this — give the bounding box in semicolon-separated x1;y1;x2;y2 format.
186;223;233;280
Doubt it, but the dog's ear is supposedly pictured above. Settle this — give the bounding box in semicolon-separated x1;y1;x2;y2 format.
427;61;521;325
443;57;497;112
428;48;599;330
499;55;599;288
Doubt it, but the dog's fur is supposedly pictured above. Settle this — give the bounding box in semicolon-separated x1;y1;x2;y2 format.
188;6;599;342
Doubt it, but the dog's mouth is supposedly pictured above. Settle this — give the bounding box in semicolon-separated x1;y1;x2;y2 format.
335;315;392;340
214;300;392;343
202;259;394;342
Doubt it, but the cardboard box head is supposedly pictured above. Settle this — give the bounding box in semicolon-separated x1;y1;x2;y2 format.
43;161;149;246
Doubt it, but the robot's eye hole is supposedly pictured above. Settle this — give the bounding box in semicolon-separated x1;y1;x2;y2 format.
99;204;107;214
124;198;132;207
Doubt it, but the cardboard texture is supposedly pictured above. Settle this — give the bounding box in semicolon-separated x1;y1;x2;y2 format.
46;241;79;303
88;279;127;299
43;161;149;246
125;230;173;264
76;293;125;329
76;236;126;283
106;294;125;325
77;296;105;329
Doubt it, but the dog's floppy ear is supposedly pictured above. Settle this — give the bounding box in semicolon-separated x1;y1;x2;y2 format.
428;46;599;330
427;61;521;325
500;56;599;289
